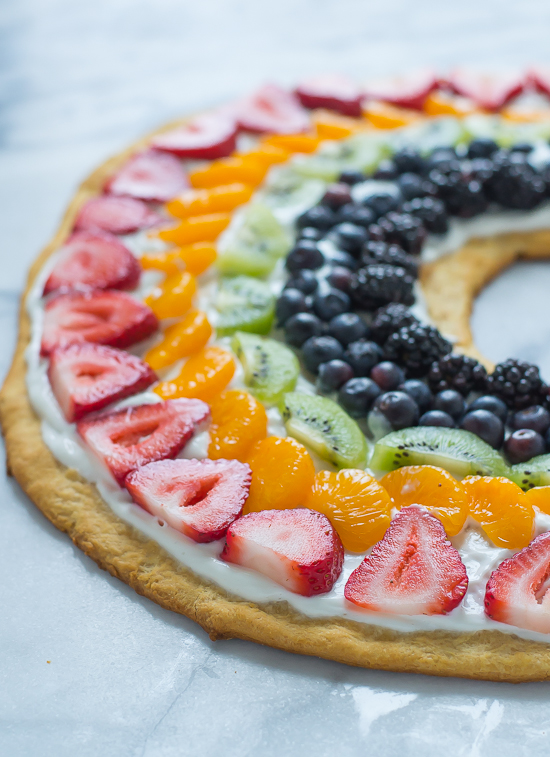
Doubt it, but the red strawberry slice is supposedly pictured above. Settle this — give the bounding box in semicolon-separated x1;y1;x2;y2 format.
43;230;141;296
527;67;550;97
105;149;188;203
233;84;310;134
77;398;209;484
485;531;550;633
125;458;251;542
446;69;525;112
151;113;239;160
48;343;157;422
221;509;344;596
41;290;158;356
344;505;468;615
74;196;163;235
363;69;438;110
295;75;363;117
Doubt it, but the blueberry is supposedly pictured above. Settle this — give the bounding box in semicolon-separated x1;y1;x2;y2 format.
419;410;456;428
312;288;351;321
397;173;436;201
460;409;504;449
332;222;368;254
362;192;400;220
372;159;399;180
301;336;344;374
433;389;465;420
284;269;319;295
335;204;376;228
275;288;309;326
510;142;534;154
467;138;499;159
467;395;508;423
399;379;433;412
371;361;406;391
326;266;353;292
372;391;420;430
344;340;384;376
338;377;381;418
505;429;546;464
285;240;325;272
330;249;358;270
296;205;336;231
317;359;354;393
321;183;352;209
328;312;368;345
338;170;365;185
393;147;425;175
298;226;323;241
510;405;550;435
284;312;324;347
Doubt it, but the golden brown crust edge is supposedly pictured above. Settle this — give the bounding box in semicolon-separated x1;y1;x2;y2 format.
2;121;550;683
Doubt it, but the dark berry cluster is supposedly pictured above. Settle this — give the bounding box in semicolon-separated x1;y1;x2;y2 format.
485;358;548;410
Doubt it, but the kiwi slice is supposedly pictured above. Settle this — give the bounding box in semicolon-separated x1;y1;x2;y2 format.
509;455;550;491
295;133;388;180
231;332;299;406
369;426;511;478
216;202;291;277
393;117;466;154
215;277;275;337
281;392;369;469
260;167;326;220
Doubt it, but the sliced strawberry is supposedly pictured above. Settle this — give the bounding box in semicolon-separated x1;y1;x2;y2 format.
125;458;250;542
151;113;238;160
484;531;550;633
447;69;525;112
77;398;209;484
363;69;438;110
43;230;141;296
233;84;310;134
295;75;363;117
221;509;344;596
344;505;468;615
105;149;188;203
527;67;550;97
41;290;158;356
74;196;163;235
48;343;156;422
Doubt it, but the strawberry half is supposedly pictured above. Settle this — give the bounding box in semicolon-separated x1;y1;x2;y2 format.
48;343;156;422
125;458;251;542
105;149;188;203
233;84;310;134
446;69;525;112
151;113;239;160
485;531;550;633
344;505;468;615
295;75;363;117
41;290;158;356
221;509;344;596
363;69;438;110
74;196;163;235
77;398;209;484
527;67;550;97
43;230;141;296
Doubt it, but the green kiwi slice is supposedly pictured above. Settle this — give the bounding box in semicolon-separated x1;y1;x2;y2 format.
231;332;299;406
215;277;275;337
369;426;511;478
281;392;369;469
509;455;550;491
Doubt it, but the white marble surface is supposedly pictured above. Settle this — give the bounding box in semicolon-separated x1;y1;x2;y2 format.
3;1;550;754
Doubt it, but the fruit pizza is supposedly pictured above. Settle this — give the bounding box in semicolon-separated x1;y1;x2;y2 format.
6;70;550;682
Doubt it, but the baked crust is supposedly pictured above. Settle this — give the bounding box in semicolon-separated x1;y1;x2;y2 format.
3;119;550;683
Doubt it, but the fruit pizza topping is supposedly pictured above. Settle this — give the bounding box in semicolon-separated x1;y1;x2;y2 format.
44;231;141;296
126;458;251;543
221;508;344;596
154;346;235;402
151;113;239;159
208;390;268;462
344;505;468;615
446;69;525;111
295;75;363;117
77;398;209;483
105;149;188;203
48;343;156;422
145;310;212;371
74;196;163;235
462;476;534;549
233;84;310;135
363;69;438;110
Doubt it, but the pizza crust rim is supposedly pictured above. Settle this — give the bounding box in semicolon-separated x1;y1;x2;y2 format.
2;116;550;683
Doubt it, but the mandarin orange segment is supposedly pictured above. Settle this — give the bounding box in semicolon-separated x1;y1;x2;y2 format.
144;310;212;371
423;91;479;117
462;476;534;549
363;101;422;129
261;134;321;154
524;486;550;515
174;242;217;275
154;346;235;401
145;270;196;320
311;109;363;139
157;212;231;245
188;156;268;189
208;390;268;462
140;250;183;276
165;184;253;219
240;145;290;166
243;436;315;515
306;469;392;553
381;465;468;537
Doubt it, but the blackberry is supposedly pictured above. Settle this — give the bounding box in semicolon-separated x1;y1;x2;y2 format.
467;138;499;159
392;147;425;175
383;324;452;378
485;151;546;210
369;302;420;345
401;197;449;235
360;241;418;276
429;170;488;218
396;173;437;201
376;212;427;255
361;191;400;220
349;264;415;311
485;358;549;410
335;203;375;228
428;353;487;395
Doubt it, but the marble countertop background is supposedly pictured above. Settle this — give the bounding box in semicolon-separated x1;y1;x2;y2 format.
2;1;550;754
